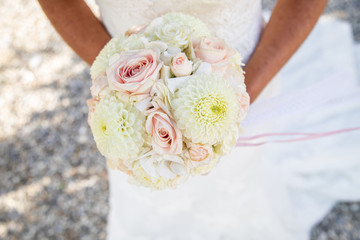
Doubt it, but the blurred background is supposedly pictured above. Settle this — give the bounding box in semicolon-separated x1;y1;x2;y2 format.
0;0;359;239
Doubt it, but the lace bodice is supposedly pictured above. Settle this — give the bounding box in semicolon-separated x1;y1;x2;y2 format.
95;0;263;62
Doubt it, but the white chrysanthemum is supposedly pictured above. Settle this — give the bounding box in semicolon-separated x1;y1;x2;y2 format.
90;94;146;161
90;35;147;80
214;124;242;156
230;51;245;68
162;12;211;38
90;38;123;80
172;72;240;144
121;33;147;50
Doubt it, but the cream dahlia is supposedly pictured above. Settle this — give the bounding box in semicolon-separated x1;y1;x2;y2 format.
214;124;242;156
90;38;123;80
172;72;240;145
89;94;146;161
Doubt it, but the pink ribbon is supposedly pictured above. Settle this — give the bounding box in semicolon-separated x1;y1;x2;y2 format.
236;127;360;147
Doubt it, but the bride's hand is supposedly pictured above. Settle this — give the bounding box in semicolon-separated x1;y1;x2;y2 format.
38;0;111;65
244;0;327;103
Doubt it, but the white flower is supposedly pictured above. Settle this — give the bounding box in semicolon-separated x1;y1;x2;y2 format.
121;33;147;50
90;35;147;80
90;38;123;80
214;124;242;156
133;79;173;116
130;151;188;190
190;157;219;175
160;65;171;80
160;46;181;66
139;151;187;179
172;72;240;145
154;22;191;50
145;12;210;50
145;41;168;56
162;12;211;38
148;79;173;116
89;93;146;162
230;52;244;68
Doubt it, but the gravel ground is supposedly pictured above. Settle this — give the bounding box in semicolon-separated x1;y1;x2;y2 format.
0;1;359;239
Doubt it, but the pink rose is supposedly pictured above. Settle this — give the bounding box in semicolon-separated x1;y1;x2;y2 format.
170;52;193;77
146;110;182;155
238;91;250;120
212;64;245;88
187;143;214;164
107;49;162;100
192;36;236;64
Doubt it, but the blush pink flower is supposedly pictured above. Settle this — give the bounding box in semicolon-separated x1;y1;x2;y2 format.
187;143;214;164
192;36;236;64
146;110;182;155
90;74;108;98
86;98;99;125
238;91;250;121
170;52;193;77
107;49;162;100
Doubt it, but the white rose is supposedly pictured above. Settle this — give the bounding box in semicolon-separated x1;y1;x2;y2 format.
148;79;173;116
170;52;193;77
137;150;187;180
134;79;173;117
153;22;191;50
145;41;168;56
162;12;211;38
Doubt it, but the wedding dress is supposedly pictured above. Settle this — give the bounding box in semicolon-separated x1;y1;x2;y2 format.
94;0;360;239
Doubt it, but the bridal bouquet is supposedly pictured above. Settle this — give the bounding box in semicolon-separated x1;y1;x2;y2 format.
88;12;250;190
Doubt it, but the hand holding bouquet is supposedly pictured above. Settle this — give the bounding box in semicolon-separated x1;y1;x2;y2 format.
88;12;250;190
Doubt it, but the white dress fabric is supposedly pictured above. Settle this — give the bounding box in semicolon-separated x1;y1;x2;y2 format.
94;1;360;239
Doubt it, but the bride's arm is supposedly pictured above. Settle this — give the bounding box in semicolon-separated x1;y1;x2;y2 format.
245;0;327;103
38;0;111;65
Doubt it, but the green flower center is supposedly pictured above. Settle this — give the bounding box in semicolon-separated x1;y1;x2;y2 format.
100;123;111;136
195;95;227;124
